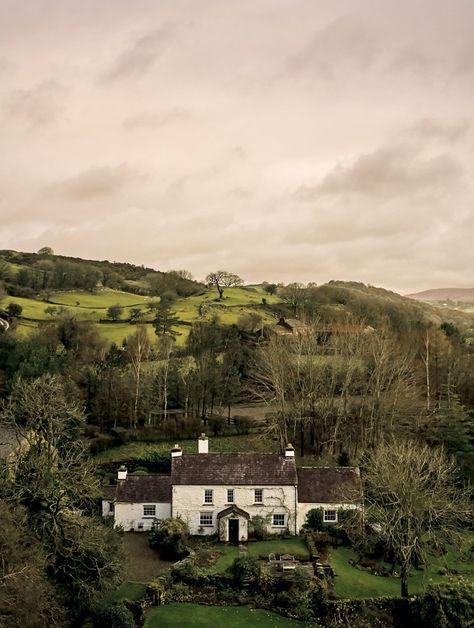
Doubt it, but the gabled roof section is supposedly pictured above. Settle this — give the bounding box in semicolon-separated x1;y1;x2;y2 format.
297;467;362;503
217;505;250;520
115;474;172;503
172;453;298;486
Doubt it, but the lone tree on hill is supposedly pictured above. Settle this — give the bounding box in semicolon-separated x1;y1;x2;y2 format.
152;302;180;338
107;304;123;321
361;439;472;598
206;270;243;299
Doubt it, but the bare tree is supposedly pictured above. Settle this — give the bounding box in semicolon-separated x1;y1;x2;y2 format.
361;439;472;597
126;325;150;428
206;270;243;299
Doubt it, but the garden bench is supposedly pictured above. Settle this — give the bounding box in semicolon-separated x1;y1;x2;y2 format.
280;554;297;571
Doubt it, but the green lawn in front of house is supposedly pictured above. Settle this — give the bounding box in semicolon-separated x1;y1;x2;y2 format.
144;603;317;627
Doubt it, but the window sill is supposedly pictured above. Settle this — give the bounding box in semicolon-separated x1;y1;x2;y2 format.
200;524;214;527
143;516;156;519
272;525;286;528
253;503;264;505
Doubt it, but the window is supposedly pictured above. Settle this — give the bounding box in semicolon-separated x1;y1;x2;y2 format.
204;489;213;504
108;501;114;513
254;488;263;503
200;512;213;526
137;522;144;530
323;509;337;522
272;514;285;527
143;505;156;517
227;489;234;503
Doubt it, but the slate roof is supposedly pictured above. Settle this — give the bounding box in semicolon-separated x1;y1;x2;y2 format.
297;467;362;503
114;475;172;503
172;453;298;486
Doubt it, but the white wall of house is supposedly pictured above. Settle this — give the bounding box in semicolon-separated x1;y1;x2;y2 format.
297;502;360;531
102;499;115;518
114;501;171;531
172;484;298;536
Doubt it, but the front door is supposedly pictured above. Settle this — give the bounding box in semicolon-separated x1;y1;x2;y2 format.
228;518;239;544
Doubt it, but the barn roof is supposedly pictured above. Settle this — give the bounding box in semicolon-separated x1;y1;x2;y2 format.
114;475;172;503
297;467;362;503
172;453;298;486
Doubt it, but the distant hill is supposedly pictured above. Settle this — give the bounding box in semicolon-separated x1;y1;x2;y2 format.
406;288;474;303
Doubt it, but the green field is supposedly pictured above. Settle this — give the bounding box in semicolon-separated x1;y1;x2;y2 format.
5;285;280;346
331;535;474;599
94;434;276;463
144;604;315;627
50;289;151;309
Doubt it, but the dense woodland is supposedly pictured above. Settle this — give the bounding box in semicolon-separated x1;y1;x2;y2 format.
0;250;473;625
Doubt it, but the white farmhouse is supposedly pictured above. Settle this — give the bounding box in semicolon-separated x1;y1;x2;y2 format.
102;434;361;541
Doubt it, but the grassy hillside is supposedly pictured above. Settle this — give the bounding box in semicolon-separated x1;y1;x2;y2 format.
3;285;280;347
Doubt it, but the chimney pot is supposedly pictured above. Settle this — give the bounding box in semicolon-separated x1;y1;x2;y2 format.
171;444;182;458
284;444;295;458
198;433;209;454
117;465;128;480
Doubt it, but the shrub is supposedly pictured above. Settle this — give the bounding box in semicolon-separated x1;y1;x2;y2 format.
149;517;189;561
249;515;270;541
414;579;474;628
230;555;261;587
91;602;135;628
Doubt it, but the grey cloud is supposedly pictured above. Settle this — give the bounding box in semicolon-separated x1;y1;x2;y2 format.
43;164;143;202
284;16;381;80
123;107;190;130
294;145;462;201
407;118;470;144
5;80;65;126
387;46;438;77
103;25;175;82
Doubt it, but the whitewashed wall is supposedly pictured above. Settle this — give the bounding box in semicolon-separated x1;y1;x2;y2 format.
172;484;298;536
114;501;171;531
297;502;360;531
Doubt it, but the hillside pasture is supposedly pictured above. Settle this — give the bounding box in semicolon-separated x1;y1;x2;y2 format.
93;433;276;463
50;288;151;309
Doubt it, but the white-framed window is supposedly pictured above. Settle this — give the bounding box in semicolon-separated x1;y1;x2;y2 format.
254;488;263;503
272;514;285;527
200;512;213;526
143;505;156;517
227;489;234;503
323;509;337;522
204;489;213;504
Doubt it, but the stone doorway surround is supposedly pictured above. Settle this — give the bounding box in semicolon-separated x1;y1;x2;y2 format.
217;505;250;542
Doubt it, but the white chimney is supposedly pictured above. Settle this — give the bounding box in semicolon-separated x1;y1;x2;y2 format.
198;433;209;454
171;444;182;458
117;465;128;480
284;444;295;458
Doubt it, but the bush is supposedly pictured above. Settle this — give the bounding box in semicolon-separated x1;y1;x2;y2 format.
249;515;270;541
149;518;189;561
230;555;261;587
91;602;135;628
414;579;474;628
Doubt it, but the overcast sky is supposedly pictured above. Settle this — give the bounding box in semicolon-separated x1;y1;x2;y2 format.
0;0;473;293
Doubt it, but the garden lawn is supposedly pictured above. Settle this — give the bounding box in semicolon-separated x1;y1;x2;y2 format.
247;538;310;559
331;535;474;599
105;581;147;604
144;604;316;627
207;538;310;574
